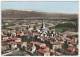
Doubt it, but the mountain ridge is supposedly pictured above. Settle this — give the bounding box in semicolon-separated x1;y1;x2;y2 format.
2;9;78;20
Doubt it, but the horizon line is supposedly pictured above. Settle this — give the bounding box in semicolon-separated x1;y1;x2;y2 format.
2;9;78;14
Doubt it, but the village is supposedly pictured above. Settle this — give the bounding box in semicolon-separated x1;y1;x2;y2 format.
1;19;78;56
1;1;78;56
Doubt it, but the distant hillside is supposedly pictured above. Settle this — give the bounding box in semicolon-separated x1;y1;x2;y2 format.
2;9;78;20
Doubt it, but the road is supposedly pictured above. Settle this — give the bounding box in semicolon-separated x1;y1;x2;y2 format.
2;49;30;56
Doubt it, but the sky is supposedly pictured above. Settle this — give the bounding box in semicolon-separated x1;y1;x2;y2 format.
1;1;78;13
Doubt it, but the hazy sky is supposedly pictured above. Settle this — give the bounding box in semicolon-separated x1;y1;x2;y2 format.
1;1;78;13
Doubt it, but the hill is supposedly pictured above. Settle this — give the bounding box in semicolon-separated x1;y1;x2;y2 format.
2;9;78;20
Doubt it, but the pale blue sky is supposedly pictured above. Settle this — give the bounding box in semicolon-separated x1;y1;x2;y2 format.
1;1;78;13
